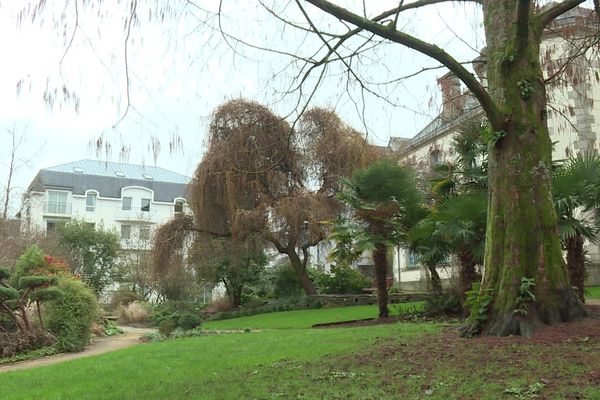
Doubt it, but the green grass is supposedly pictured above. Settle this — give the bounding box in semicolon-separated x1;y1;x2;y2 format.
586;286;600;299
1;302;598;399
204;302;423;330
0;322;437;400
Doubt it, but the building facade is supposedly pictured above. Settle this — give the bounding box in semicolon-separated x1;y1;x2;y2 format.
389;6;600;290
20;159;190;249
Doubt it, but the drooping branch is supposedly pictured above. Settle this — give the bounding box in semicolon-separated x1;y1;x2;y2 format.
538;0;586;28
304;0;502;126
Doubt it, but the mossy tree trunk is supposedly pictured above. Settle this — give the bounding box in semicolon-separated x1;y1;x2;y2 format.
373;242;390;318
565;235;586;302
478;1;587;336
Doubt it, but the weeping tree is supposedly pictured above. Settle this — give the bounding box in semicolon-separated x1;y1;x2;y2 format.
335;159;424;318
155;100;380;297
552;152;600;302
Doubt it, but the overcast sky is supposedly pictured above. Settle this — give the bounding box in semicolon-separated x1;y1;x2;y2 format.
0;0;489;216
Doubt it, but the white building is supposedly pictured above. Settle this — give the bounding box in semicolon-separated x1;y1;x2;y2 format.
20;159;190;248
390;6;600;291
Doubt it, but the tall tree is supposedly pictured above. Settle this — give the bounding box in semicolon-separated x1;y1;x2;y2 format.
154;100;380;296
285;0;594;336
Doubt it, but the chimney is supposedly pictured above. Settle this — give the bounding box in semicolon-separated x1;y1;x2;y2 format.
437;72;464;121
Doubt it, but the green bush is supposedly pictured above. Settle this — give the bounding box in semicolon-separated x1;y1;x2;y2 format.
312;265;371;294
158;319;176;337
177;313;202;330
423;292;463;316
46;278;98;352
273;264;304;298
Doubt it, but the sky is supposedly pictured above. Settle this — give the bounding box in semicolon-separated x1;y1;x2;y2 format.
0;0;487;216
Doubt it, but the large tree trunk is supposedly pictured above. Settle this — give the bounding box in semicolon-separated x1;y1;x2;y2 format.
288;251;317;295
566;235;586;303
458;250;479;301
373;243;390;318
478;1;586;336
426;263;443;297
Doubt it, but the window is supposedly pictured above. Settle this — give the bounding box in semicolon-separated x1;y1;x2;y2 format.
46;220;65;233
46;221;57;233
407;252;420;269
139;226;150;241
115;171;125;177
141;198;150;212
86;222;95;230
47;191;68;214
86;193;97;212
174;200;184;214
122;197;132;211
142;174;153;180
121;225;131;240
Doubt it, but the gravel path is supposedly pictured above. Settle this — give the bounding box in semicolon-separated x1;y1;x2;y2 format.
0;326;156;373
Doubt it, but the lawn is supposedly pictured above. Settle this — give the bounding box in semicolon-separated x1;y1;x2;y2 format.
1;303;599;400
204;302;422;330
586;286;600;299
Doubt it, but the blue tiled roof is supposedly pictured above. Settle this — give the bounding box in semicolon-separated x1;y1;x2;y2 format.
28;160;191;202
45;159;190;184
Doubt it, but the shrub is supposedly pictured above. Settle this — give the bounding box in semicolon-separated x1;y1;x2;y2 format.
158;319;176;337
116;301;149;324
272;264;304;298
0;330;56;359
312;265;371;294
206;296;234;313
177;313;202;330
46;278;98;352
423;292;463;316
110;288;144;309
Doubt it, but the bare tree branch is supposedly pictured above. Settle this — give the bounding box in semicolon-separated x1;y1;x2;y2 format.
113;0;138;128
538;0;586;29
304;0;501;126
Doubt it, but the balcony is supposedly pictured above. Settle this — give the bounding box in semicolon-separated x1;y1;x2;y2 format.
44;201;72;216
114;209;158;223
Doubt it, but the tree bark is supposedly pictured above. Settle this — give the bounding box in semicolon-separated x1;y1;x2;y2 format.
373;243;390;318
478;0;586;336
288;251;317;295
426;263;443;297
565;235;586;303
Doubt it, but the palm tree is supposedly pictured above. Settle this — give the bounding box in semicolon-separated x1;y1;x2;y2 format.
552;152;600;302
335;159;424;318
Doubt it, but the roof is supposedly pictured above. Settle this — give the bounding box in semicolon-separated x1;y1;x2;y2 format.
44;159;190;183
28;160;191;202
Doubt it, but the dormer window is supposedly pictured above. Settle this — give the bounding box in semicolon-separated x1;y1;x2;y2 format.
174;200;184;215
142;174;153;180
86;193;97;212
73;167;84;173
141;198;150;212
115;171;125;177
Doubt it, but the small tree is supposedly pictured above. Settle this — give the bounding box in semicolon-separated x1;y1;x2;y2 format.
57;220;120;295
0;245;63;333
335;159;424;318
552;152;600;302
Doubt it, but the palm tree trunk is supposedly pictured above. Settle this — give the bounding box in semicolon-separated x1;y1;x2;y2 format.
426;263;443;297
565;235;586;303
458;250;479;301
373;243;389;318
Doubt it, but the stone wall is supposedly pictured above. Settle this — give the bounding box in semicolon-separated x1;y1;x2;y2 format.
309;293;430;308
